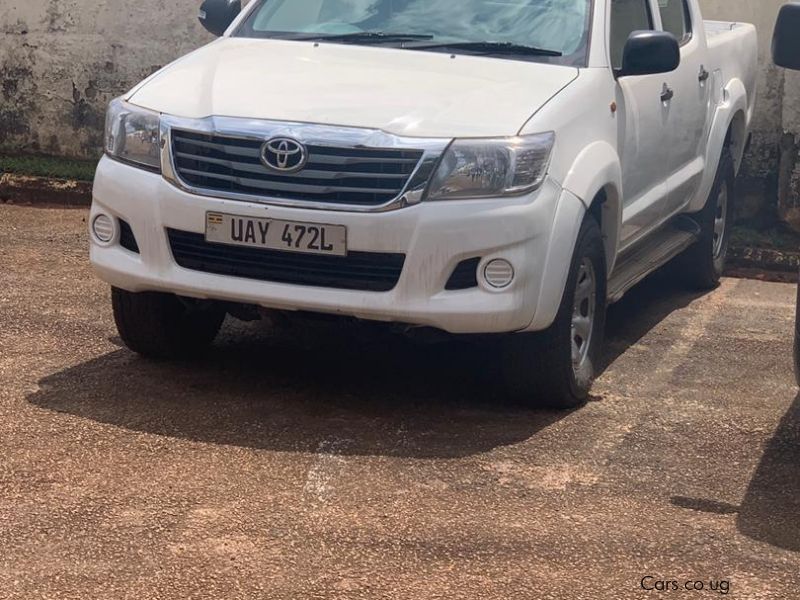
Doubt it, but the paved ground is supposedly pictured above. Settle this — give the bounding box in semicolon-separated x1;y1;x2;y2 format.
1;204;799;599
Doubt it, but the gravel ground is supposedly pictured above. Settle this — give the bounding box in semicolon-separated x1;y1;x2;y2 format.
1;204;798;599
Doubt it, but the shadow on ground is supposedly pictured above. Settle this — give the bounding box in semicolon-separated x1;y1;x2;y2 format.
29;270;705;459
737;394;800;552
600;267;707;374
670;395;800;553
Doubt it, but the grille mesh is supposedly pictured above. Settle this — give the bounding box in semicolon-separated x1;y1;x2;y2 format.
118;219;139;254
168;229;405;292
445;258;481;291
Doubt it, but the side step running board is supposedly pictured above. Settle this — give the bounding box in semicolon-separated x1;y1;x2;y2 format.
607;215;700;303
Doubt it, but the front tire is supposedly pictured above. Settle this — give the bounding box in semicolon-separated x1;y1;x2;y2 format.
111;288;226;359
502;215;607;409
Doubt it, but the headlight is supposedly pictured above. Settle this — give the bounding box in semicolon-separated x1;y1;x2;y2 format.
105;97;162;172
426;132;555;200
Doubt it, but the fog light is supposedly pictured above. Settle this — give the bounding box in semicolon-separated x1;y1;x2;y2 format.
484;259;514;289
92;214;115;243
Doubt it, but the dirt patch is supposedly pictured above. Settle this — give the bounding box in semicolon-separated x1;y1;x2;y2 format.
0;173;91;206
2;204;799;599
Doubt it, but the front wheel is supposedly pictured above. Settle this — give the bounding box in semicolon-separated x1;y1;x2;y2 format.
502;215;607;409
111;288;226;359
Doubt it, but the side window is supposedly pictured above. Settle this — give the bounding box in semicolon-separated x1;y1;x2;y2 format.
658;0;692;44
610;0;654;70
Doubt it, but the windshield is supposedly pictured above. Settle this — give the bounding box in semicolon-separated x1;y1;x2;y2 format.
235;0;593;65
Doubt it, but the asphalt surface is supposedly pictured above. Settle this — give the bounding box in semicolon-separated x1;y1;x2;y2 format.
1;204;799;599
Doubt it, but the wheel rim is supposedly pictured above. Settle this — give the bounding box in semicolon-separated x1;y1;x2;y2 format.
713;184;728;259
571;258;596;376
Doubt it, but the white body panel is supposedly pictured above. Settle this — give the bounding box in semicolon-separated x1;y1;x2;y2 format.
128;38;579;139
91;157;576;334
92;0;757;334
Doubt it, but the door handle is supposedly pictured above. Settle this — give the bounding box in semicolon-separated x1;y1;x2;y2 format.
661;84;674;103
699;65;710;82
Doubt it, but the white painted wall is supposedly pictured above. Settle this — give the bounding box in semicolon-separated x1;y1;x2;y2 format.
0;0;213;156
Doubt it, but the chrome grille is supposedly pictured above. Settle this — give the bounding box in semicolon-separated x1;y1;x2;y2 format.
171;130;425;206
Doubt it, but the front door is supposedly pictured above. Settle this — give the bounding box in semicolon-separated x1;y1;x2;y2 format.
611;0;672;249
657;0;712;216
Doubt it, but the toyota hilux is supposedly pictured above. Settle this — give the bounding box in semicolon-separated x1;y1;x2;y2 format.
91;0;758;407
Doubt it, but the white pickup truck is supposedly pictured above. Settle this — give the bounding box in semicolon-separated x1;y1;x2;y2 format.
91;0;757;408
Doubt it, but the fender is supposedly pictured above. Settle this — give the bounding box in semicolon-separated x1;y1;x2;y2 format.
525;188;587;331
561;141;623;274
688;77;749;213
524;143;622;331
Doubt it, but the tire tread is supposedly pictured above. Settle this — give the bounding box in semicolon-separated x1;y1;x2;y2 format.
112;288;225;359
503;215;606;409
678;148;735;290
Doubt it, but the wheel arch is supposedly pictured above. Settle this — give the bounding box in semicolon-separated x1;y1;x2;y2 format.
726;107;748;171
525;183;619;333
587;185;621;276
687;78;750;213
560;141;623;275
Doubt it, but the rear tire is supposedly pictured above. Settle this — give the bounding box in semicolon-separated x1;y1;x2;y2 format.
502;215;607;409
111;287;226;359
678;148;735;289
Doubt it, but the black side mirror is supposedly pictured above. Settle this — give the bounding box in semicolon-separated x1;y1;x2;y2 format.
618;30;680;77
773;3;800;70
199;0;241;37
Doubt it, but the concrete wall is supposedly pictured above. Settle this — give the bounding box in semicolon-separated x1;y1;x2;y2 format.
700;0;800;226
0;0;798;223
0;0;213;157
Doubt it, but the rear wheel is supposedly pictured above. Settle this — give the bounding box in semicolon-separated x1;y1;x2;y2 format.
111;288;226;359
502;215;606;409
678;148;735;289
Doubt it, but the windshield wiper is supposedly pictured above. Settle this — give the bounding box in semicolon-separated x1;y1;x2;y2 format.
405;41;562;57
289;32;435;44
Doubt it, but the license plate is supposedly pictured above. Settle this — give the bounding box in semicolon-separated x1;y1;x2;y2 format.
205;212;347;257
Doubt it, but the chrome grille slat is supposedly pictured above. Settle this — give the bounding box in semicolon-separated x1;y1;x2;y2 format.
174;137;262;158
174;139;421;166
174;152;410;180
170;128;427;207
178;167;400;196
300;154;422;166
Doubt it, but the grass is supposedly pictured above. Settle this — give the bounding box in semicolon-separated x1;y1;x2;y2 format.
0;155;98;182
731;223;800;253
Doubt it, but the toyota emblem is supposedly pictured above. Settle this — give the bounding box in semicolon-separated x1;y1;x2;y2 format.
261;137;308;173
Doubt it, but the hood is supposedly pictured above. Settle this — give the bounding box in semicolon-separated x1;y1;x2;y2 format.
129;37;579;138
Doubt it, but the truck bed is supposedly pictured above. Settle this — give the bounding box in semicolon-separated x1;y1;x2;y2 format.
703;19;759;133
704;20;752;41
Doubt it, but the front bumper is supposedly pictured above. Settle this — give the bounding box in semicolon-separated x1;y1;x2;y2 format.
90;156;573;334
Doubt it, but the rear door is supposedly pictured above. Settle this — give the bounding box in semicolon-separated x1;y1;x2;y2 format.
657;0;712;217
611;0;672;249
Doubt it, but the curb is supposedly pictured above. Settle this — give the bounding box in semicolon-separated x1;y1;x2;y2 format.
0;173;91;207
729;245;800;273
